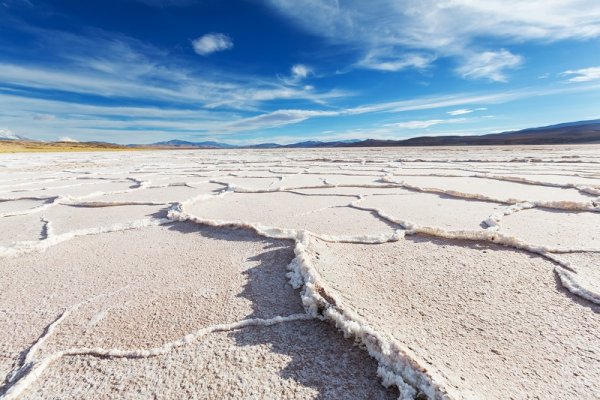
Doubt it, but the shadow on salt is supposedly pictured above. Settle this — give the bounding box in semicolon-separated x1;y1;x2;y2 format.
1;223;395;399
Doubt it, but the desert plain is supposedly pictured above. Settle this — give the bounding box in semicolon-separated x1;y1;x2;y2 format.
0;145;599;399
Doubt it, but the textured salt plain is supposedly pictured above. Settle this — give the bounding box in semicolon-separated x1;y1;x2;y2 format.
0;145;599;400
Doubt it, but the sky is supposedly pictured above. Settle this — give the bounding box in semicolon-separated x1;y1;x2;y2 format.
1;0;600;144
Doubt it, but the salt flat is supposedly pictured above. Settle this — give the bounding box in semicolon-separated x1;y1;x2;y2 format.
0;145;599;400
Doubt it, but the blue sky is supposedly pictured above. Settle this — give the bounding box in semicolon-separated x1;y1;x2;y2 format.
1;0;600;144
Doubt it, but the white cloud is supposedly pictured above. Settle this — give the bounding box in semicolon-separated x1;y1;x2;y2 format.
267;0;600;79
225;109;338;131
388;119;445;129
291;64;310;79
562;67;600;82
33;113;56;121
58;136;79;142
456;50;522;82
280;64;314;86
358;52;436;72
385;118;466;129
447;107;487;116
192;33;233;55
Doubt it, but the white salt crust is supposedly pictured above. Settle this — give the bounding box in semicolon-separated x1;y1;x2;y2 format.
1;146;599;399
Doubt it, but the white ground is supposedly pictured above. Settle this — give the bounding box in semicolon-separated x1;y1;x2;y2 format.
1;145;599;400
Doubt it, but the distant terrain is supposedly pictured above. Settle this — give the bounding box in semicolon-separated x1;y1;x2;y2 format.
0;140;143;153
348;119;600;147
2;119;599;153
149;119;600;149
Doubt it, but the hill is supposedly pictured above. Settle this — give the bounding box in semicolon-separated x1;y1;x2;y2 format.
148;119;600;149
347;119;600;147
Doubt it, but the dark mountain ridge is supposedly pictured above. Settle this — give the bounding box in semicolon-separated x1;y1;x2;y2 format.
148;119;600;148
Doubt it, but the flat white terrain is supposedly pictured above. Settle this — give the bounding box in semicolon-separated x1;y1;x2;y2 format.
1;145;599;400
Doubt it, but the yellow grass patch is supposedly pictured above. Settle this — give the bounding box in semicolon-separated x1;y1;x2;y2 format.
0;141;153;153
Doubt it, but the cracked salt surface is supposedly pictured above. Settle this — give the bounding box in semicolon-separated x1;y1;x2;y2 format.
1;145;599;399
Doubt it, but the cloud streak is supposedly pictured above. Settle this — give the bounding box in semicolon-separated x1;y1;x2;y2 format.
357;52;436;72
384;118;466;129
2;79;600;143
562;67;600;82
447;108;487;116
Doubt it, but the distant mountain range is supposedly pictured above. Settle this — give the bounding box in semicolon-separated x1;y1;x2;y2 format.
3;119;600;150
147;119;600;148
346;119;600;147
149;139;363;149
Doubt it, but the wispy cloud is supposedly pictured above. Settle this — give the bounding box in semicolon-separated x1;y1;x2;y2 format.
224;109;338;131
278;64;315;87
219;82;600;135
192;33;233;55
456;50;522;82
0;81;594;144
385;119;445;129
0;89;506;141
32;113;56;121
357;52;436;72
447;107;487;116
267;0;600;80
562;66;600;82
2;23;600;146
0;27;344;112
385;118;466;129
